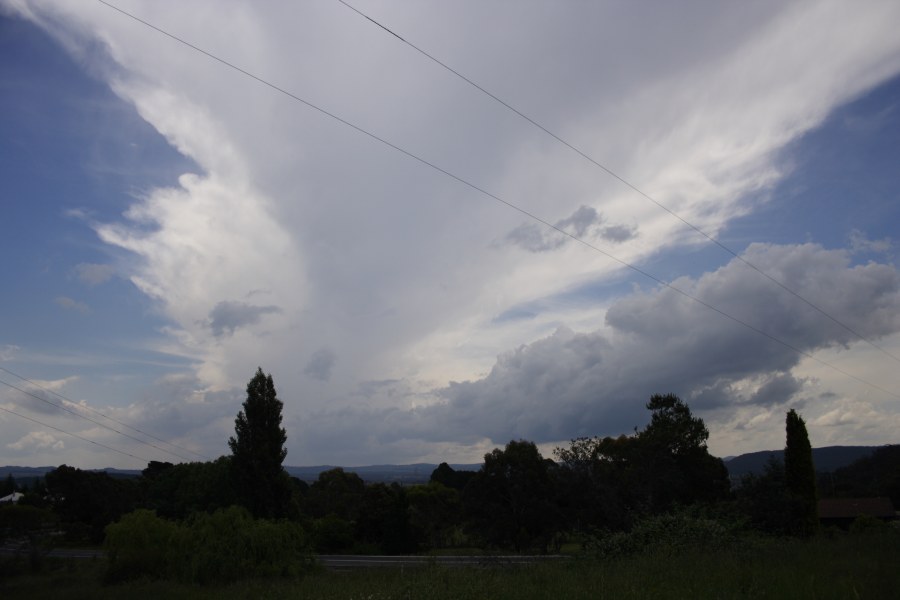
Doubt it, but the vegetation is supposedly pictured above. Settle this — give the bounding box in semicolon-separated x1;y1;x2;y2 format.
104;506;312;583
821;444;900;504
784;409;819;536
2;531;899;599
3;382;898;593
228;367;292;519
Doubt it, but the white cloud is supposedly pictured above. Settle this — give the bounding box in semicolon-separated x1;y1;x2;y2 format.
73;262;115;285
5;0;900;465
0;345;19;362
7;430;64;452
849;229;892;255
55;296;90;314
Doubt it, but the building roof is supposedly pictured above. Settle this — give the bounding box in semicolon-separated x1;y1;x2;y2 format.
0;491;24;504
818;497;896;519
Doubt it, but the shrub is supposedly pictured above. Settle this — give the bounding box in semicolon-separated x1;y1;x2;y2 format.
105;506;313;583
584;511;743;559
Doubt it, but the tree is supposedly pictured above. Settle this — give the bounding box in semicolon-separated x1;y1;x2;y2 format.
784;409;818;536
554;394;729;528
463;440;562;552
228;367;290;518
0;473;16;497
430;462;476;492
635;393;730;512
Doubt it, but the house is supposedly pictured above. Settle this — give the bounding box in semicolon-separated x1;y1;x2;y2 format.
818;497;896;528
0;491;24;504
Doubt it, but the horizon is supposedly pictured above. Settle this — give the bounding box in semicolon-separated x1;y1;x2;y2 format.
2;2;900;470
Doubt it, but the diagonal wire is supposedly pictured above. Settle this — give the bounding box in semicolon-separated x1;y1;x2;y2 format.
0;402;150;465
0;375;198;462
0;366;210;461
335;0;900;366
96;1;898;400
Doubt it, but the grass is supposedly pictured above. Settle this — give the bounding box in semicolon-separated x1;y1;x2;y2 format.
2;532;898;599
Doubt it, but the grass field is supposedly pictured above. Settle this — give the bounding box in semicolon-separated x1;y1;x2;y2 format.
2;532;898;599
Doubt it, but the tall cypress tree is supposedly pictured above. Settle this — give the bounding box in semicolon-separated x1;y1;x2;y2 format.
784;409;818;536
229;367;290;518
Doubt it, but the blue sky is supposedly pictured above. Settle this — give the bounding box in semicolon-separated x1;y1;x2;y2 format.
1;1;899;468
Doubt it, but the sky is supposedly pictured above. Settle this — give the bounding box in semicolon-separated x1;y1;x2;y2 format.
1;0;899;469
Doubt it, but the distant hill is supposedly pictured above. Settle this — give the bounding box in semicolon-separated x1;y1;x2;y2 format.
3;447;887;486
723;446;881;478
285;463;481;484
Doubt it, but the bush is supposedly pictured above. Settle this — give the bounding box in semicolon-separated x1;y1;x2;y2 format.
105;506;313;583
584;511;744;559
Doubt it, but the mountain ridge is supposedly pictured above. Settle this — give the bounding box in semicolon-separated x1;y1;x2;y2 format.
1;445;892;484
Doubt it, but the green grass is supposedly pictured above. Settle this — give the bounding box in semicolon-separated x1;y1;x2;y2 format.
2;533;898;599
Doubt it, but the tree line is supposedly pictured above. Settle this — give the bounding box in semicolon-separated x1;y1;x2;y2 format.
2;367;892;580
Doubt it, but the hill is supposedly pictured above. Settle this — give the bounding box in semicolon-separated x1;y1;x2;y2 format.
3;446;889;485
723;446;879;478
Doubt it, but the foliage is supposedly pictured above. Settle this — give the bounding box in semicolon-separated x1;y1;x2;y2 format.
355;483;416;554
228;367;291;518
583;510;745;560
735;457;794;535
44;465;139;543
408;482;463;550
430;463;476;491
141;457;238;519
311;514;356;553
0;473;17;497
554;395;729;532
636;393;730;512
823;444;900;505
0;503;59;573
784;409;818;536
104;506;313;583
305;467;366;521
463;440;562;552
6;532;900;599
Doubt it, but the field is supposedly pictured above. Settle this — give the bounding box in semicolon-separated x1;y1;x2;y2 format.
2;532;898;599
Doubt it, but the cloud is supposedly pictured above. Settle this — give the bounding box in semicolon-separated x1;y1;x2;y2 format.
849;229;892;255
601;224;638;243
73;262;115;285
207;301;282;337
7;1;900;465
504;205;602;253
55;296;90;314
304;348;336;382
7;431;64;452
297;243;900;454
0;345;19;361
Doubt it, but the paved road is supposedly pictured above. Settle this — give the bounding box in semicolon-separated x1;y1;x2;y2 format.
318;554;569;570
3;543;567;569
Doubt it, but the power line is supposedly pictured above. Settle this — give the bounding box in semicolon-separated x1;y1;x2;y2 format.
0;402;151;465
96;2;898;401
0;366;210;461
0;375;197;462
334;0;900;367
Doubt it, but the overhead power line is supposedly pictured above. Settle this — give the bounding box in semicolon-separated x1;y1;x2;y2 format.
96;1;898;401
0;366;210;461
335;0;900;367
0;401;151;465
0;375;200;463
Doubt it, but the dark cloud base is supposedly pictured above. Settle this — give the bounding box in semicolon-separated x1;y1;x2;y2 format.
296;243;900;456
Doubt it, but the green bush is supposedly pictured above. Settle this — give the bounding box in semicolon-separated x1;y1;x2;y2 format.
104;509;183;581
105;506;313;583
584;511;744;559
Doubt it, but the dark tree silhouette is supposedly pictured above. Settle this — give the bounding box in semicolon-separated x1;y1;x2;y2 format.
228;367;291;518
463;440;562;552
784;409;818;536
636;393;730;512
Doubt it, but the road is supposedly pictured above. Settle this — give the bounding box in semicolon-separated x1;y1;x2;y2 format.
318;554;569;570
2;542;567;570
